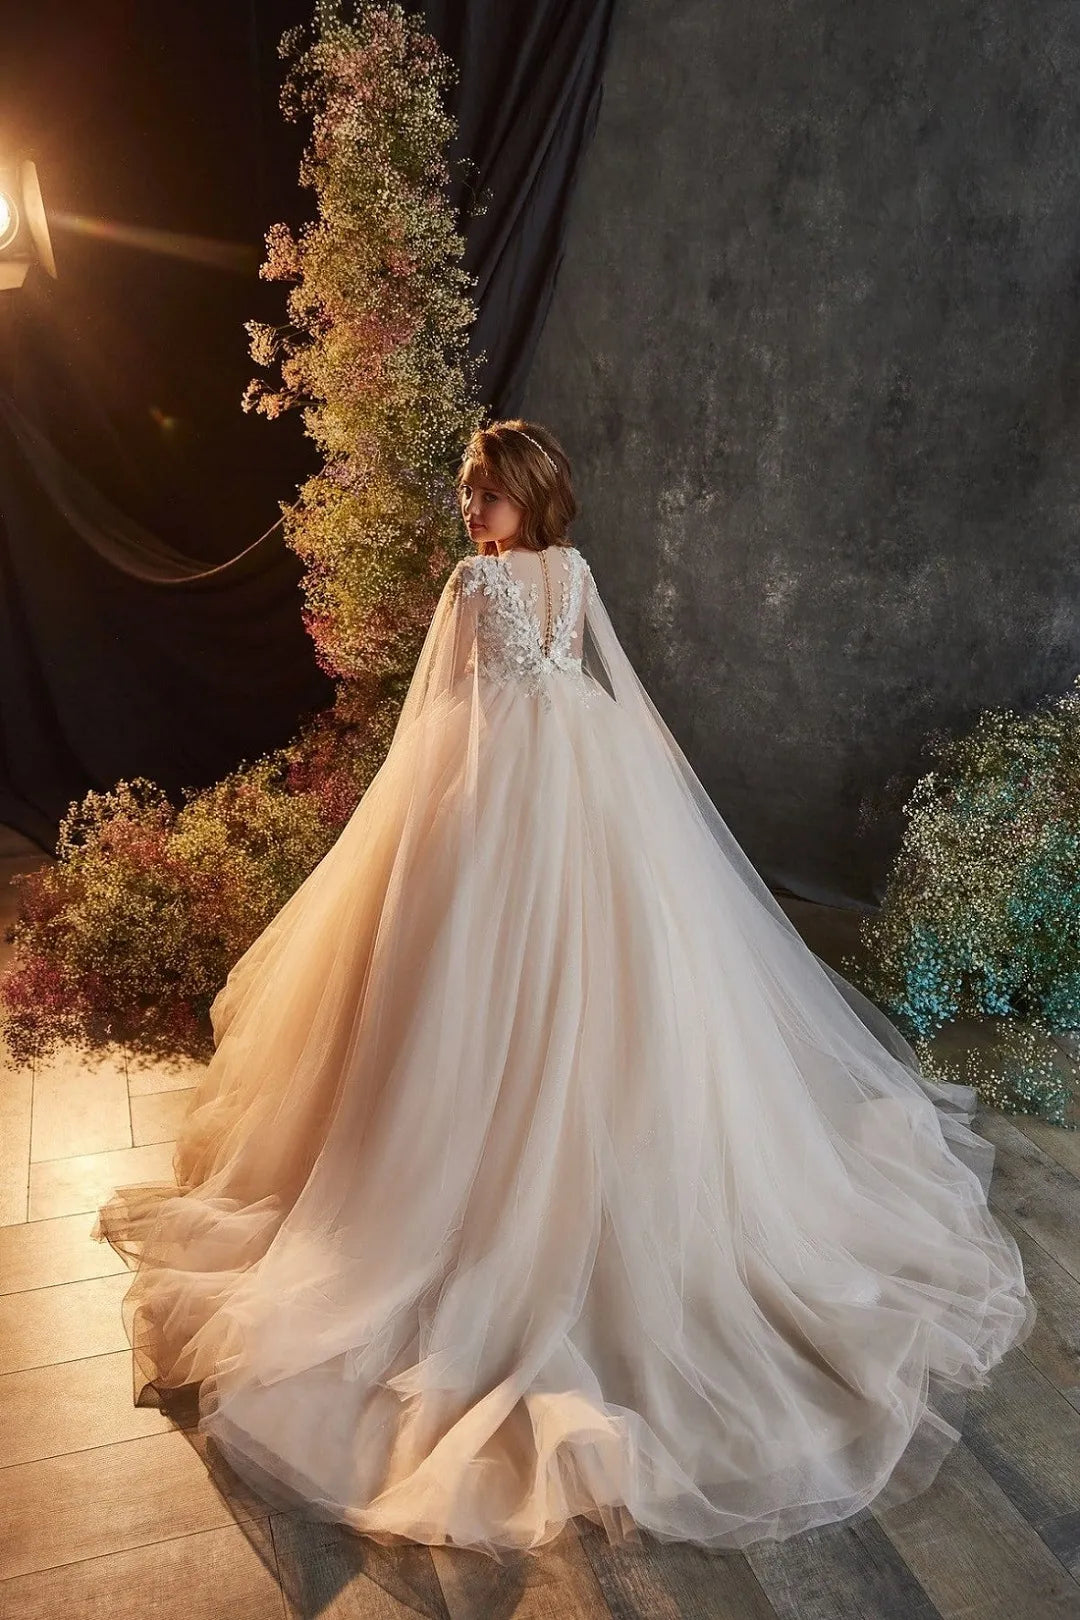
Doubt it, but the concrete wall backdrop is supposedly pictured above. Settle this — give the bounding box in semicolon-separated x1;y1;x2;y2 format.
522;1;1080;906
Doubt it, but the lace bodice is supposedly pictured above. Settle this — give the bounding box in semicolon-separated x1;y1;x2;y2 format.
453;545;599;708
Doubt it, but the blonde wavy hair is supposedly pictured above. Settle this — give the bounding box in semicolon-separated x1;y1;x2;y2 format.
456;419;577;555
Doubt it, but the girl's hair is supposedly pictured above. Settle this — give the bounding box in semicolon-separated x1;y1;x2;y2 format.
456;419;577;554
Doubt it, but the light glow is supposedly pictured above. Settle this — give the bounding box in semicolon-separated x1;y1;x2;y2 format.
0;190;17;250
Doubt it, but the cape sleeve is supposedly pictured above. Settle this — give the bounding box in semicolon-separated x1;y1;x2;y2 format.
389;557;480;744
579;551;994;1191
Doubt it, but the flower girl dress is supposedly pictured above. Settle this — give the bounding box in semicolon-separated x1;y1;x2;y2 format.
94;541;1035;1559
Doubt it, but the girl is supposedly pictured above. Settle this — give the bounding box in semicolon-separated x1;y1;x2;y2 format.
96;418;1034;1560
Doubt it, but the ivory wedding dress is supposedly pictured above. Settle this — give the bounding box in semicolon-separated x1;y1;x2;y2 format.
94;541;1035;1559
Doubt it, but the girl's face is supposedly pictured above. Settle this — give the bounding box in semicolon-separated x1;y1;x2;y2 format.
459;461;524;551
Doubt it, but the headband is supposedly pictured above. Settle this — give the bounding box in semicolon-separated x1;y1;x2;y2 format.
508;428;559;475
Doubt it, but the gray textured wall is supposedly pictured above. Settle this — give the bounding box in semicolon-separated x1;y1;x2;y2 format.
522;1;1080;906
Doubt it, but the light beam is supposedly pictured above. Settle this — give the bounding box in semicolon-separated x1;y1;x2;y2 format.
51;212;258;274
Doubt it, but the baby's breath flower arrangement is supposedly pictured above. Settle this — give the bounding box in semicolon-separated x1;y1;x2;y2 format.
845;676;1080;1125
0;0;485;1064
1;767;339;1065
244;0;485;697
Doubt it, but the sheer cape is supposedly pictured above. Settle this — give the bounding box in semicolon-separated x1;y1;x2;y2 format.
94;543;1035;1559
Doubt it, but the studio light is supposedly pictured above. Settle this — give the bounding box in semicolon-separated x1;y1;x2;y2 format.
0;158;57;290
0;190;18;251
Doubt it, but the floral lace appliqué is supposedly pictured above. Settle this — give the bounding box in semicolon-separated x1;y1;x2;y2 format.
459;548;599;710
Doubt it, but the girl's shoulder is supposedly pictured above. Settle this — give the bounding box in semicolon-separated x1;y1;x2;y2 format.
452;543;589;593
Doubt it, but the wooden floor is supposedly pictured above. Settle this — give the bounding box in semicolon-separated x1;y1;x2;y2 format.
1;827;1078;1619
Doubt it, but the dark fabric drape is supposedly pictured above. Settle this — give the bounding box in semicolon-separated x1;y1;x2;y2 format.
0;392;333;850
417;0;618;420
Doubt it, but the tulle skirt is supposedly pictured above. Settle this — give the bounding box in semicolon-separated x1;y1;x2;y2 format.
94;668;1036;1558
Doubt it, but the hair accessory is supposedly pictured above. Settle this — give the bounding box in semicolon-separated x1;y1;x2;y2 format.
510;428;559;475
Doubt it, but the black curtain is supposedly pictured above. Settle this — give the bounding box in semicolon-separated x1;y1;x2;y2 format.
0;393;333;848
417;0;618;419
0;1;617;852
